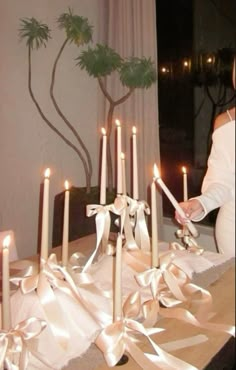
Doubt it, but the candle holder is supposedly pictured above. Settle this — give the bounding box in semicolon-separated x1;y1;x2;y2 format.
116;354;129;366
175;225;204;254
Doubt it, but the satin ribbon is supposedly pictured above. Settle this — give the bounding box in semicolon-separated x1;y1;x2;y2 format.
85;197;127;271
135;252;187;306
0;317;50;370
175;228;204;255
129;198;151;251
11;256;96;348
135;253;235;338
122;248;151;273
96;291;198;370
42;255;113;327
68;252;87;272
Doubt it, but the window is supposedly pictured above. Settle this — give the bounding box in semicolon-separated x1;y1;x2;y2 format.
156;0;235;226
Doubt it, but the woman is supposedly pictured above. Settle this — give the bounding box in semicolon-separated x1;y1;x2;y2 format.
175;56;235;257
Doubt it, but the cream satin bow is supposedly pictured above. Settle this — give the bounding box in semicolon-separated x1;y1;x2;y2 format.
0;317;49;370
96;291;198;370
135;252;188;306
136;253;235;337
85;197;127;271
129;198;151;250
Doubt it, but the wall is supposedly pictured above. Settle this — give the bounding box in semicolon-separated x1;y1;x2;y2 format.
0;1;100;258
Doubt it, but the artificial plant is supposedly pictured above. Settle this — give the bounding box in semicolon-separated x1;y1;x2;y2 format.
19;9;93;192
78;44;157;191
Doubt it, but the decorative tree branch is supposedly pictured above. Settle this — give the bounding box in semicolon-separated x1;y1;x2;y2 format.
78;45;157;191
19;12;94;193
27;46;90;188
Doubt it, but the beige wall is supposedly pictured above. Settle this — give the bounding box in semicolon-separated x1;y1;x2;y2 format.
0;1;100;258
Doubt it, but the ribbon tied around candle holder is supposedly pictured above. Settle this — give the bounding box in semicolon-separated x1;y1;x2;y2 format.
0;317;49;370
95;291;199;370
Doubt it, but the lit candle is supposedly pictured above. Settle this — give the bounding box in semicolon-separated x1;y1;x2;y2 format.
2;235;11;330
151;180;159;268
121;152;126;195
182;166;188;201
62;180;70;267
40;167;50;266
100;128;107;205
113;233;122;321
132;126;139;200
153;164;199;238
115;119;122;195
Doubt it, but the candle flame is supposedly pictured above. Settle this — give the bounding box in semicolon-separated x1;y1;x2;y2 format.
153;164;160;179
101;127;106;135
182;166;187;174
121;152;125;160
64;180;69;190
44;168;50;178
3;235;11;248
132;126;137;134
115;119;121;127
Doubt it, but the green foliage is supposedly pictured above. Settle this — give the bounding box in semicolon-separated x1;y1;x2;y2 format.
77;44;157;88
120;57;157;88
57;8;93;46
19;17;51;50
77;44;123;77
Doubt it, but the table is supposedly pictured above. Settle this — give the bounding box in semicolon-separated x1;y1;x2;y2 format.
3;234;236;370
63;263;235;370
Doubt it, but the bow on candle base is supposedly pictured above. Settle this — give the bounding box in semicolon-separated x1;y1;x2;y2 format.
96;291;199;370
0;317;48;370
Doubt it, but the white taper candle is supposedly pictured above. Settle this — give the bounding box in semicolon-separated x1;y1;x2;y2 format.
2;235;11;330
182;166;188;201
116;120;122;195
151;180;159;268
132;126;139;200
62;180;70;267
113;233;123;321
121;152;126;195
40;168;50;266
100;128;107;205
153;164;199;238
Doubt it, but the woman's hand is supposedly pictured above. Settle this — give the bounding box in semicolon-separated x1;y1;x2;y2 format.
175;199;204;224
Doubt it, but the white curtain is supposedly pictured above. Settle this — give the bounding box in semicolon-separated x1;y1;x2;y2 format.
97;0;163;233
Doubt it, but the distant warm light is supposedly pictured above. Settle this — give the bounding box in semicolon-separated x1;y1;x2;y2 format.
3;235;11;249
64;180;69;190
182;166;187;174
183;60;189;67
115;119;121;127
44;168;50;178
132;126;137;134
153;164;160;179
206;57;213;64
101;127;106;135
161;67;169;73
